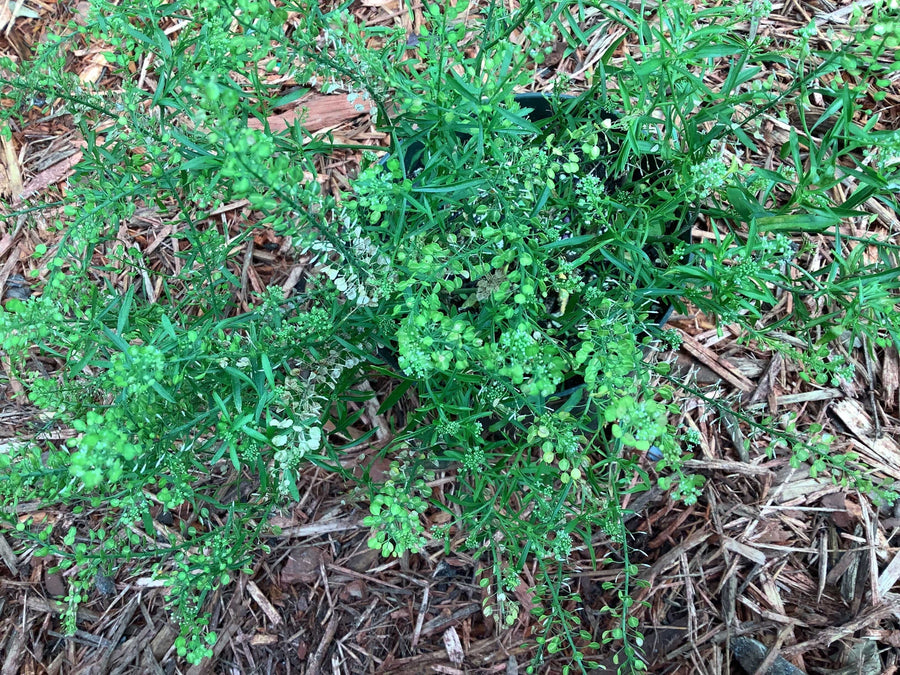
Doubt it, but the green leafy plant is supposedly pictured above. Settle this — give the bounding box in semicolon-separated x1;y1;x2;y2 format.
1;0;899;671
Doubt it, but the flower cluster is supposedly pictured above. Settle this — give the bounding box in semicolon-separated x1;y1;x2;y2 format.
865;129;900;173
108;344;165;394
575;174;613;234
397;299;482;378
604;395;668;452
345;159;411;224
270;418;323;499
521;21;556;63
688;154;730;199
574;303;642;394
480;565;523;627
65;410;142;490
461;446;486;473
0;294;67;361
162;526;251;664
363;481;429;557
312;223;394;307
531;414;585;484
734;0;773;19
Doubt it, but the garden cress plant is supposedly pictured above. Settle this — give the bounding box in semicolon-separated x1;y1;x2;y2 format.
1;0;899;671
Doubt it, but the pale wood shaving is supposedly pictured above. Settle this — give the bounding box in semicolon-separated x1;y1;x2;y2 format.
245;580;283;626
247;95;370;134
833;399;900;481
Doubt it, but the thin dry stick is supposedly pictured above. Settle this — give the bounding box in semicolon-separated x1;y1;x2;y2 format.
684;459;772;477
410;584;430;649
678;330;755;392
680;551;698;646
859;495;880;603
319;559;335;612
816;528;828;604
814;0;876;24
136;52;154;91
91;595;142;674
0;243;21;302
273;517;363;538
306;613;340;675
862;335;882;438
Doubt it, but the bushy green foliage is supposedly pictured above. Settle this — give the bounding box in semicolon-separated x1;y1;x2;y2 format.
1;0;899;671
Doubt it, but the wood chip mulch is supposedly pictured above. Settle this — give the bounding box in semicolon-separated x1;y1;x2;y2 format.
2;0;900;673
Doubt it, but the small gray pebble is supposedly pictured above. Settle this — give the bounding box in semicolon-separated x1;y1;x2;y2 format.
95;571;116;596
4;285;31;301
732;637;806;675
4;275;31;300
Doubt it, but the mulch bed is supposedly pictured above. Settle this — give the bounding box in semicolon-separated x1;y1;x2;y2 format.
2;0;900;672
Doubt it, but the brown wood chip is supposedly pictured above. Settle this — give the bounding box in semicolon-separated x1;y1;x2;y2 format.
679;329;755;392
247;95;369;134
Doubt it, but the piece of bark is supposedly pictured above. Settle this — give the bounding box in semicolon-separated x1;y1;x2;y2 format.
281;546;331;585
678;330;755;392
247;95;368;134
832;399;900;481
17;152;82;204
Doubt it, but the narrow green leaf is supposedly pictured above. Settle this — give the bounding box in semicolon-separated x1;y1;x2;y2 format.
228;442;241;471
212;391;229;417
691;44;745;59
755;212;840;232
377;380;414;415
102;326;131;354
411;178;485;193
541;234;596;249
260;353;275;390
160;314;177;341
142;510;155;537
151;381;176;404
240;425;269;444
270;87;308;110
117;285;136;337
284;469;300;502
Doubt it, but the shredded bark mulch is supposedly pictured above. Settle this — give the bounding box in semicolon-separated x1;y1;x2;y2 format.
2;0;900;673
